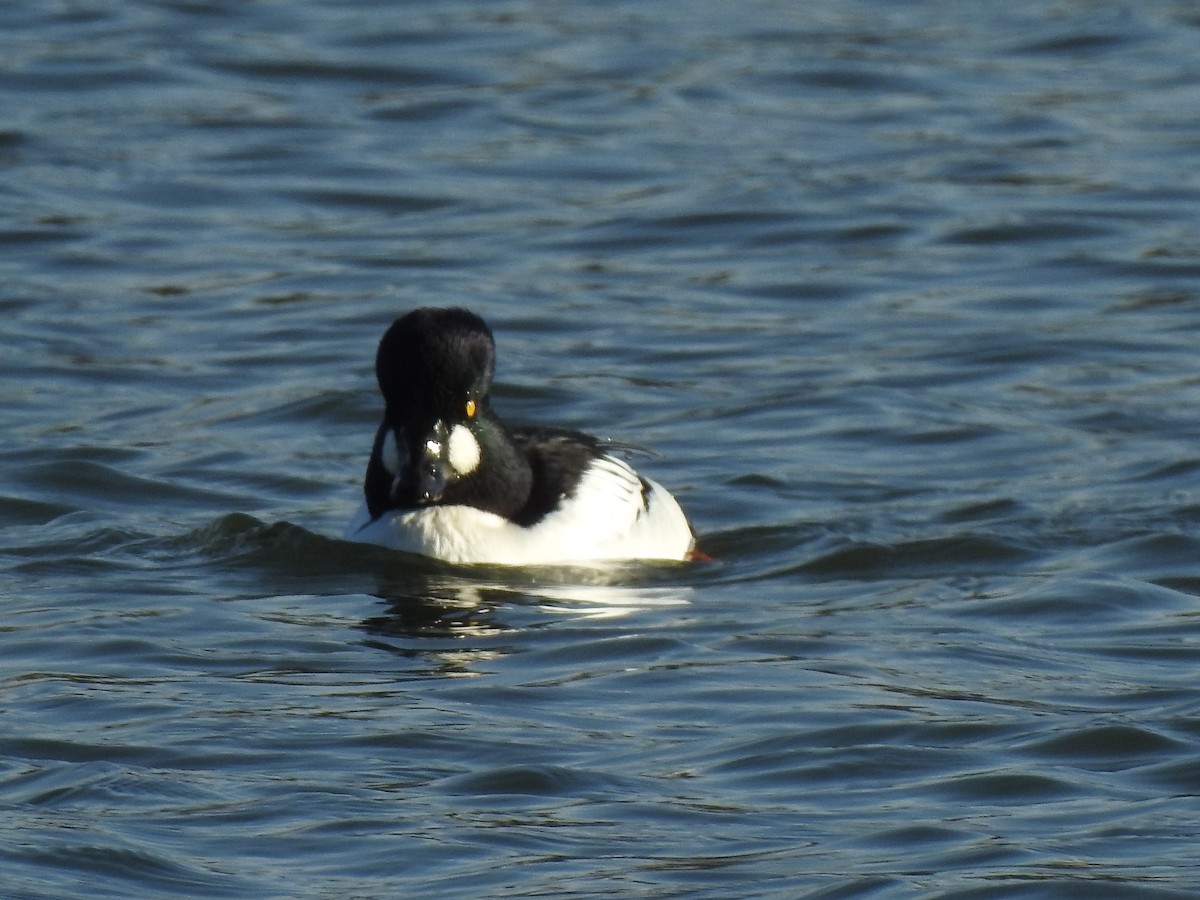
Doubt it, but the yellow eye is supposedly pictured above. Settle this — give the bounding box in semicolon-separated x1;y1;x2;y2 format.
465;399;477;418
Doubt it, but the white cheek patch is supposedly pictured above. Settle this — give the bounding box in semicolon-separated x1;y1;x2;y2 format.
381;428;407;475
447;424;481;475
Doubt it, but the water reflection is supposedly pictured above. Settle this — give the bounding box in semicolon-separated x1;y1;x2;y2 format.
357;563;693;675
192;513;694;675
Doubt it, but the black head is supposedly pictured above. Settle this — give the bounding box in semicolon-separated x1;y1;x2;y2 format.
364;308;532;520
375;307;495;421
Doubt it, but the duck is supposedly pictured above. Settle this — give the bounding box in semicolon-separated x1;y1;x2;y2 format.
344;307;697;565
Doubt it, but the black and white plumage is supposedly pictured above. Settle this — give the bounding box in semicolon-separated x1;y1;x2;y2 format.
344;308;696;565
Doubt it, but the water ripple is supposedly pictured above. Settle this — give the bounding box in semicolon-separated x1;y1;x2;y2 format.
5;0;1200;897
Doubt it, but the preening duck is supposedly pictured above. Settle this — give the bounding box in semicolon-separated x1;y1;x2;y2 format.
344;307;696;565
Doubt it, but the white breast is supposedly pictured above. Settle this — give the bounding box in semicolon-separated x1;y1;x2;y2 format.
344;454;693;566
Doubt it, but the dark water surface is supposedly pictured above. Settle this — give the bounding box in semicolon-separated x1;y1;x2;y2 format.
5;1;1200;896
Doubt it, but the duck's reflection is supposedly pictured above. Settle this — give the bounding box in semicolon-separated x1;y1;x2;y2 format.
356;559;693;675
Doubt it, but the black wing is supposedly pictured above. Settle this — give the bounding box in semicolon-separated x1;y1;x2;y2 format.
509;426;610;526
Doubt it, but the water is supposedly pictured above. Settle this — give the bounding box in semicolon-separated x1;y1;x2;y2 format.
4;0;1200;896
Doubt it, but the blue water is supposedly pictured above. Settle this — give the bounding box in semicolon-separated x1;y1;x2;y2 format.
5;1;1200;896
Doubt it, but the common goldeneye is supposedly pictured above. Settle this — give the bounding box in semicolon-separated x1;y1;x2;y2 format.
344;307;696;565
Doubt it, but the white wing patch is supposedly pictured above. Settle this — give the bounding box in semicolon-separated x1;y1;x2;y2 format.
561;453;646;528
